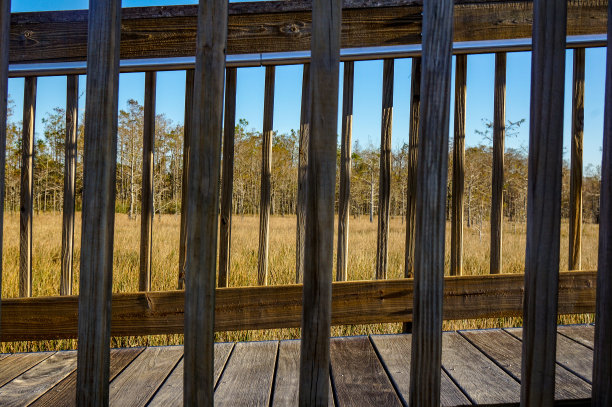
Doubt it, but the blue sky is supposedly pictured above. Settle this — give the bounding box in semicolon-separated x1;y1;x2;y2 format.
9;1;607;168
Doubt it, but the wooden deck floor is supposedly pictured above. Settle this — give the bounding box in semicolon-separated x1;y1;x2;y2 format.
0;324;594;406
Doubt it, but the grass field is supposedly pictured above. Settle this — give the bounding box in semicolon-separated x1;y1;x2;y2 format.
0;212;598;353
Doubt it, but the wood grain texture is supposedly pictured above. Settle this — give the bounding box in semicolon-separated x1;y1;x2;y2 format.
139;71;155;292
490;52;506;275
258;65;275;286
569;48;584;271
0;350;77;407
215;340;278;406
0;351;53;387
460;329;591;400
558;324;594;349
410;0;453;403
296;63;310;284
75;1;121;405
177;69;193;290
404;57;420;279
147;343;233;406
375;59;393;280
19;75;35;298
30;347;144;407
218;67;237;288
593;4;612;403
370;334;470;406
7;1;608;64
508;327;594;384
272;339;334;406
521;0;567;405
450;54;466;277
108;346;182;406
0;0;9;332
336;61;354;282
60;75;78;296
183;0;226;403
298;0;341;402
442;332;520;404
330;336;402;406
0;271;597;341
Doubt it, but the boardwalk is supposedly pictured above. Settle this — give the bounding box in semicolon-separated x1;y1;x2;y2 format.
0;324;594;406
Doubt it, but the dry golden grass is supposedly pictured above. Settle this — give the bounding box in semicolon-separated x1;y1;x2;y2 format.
0;212;598;352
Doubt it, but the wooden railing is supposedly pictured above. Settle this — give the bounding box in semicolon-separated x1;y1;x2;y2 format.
0;0;610;405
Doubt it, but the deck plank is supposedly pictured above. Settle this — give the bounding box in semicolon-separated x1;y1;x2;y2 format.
442;331;520;404
108;346;183;406
0;351;53;388
147;342;234;406
460;329;591;400
214;340;278;406
370;333;470;406
271;340;334;406
30;347;144;407
505;327;594;383
0;350;77;407
330;336;402;406
558;324;595;349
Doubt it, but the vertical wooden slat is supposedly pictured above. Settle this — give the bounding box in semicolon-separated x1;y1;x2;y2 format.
569;48;584;271
336;61;354;282
403;57;421;334
375;59;394;280
60;75;78;296
257;65;275;286
450;54;466;277
520;0;567;404
19;76;36;298
409;0;453;404
219;67;237;288
405;57;421;279
183;0;227;403
75;0;121;404
178;69;194;290
298;0;341;402
490;52;506;275
296;63;310;284
0;0;10;328
139;71;156;292
592;1;612;403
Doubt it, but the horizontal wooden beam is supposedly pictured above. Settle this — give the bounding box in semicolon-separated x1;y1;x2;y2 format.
9;0;607;64
0;271;596;342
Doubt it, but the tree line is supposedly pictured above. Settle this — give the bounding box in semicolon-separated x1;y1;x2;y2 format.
3;98;602;226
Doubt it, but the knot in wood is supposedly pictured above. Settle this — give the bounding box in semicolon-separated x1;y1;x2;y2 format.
280;22;305;36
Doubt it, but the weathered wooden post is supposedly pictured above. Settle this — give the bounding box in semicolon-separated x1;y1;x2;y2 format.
140;71;156;292
490;52;506;275
569;48;584;271
336;61;354;282
296;64;310;283
409;0;453;403
451;55;466;277
76;0;121;404
183;0;227;403
19;76;36;298
299;0;341;402
60;75;78;296
405;57;420;280
178;69;194;290
219;67;237;288
520;0;567;404
376;59;394;280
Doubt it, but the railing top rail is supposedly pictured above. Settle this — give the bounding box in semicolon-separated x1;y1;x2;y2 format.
8;34;606;77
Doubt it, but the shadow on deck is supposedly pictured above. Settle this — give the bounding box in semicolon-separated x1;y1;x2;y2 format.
0;324;594;406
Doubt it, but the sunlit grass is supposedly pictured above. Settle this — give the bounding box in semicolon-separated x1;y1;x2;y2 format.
0;213;597;353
